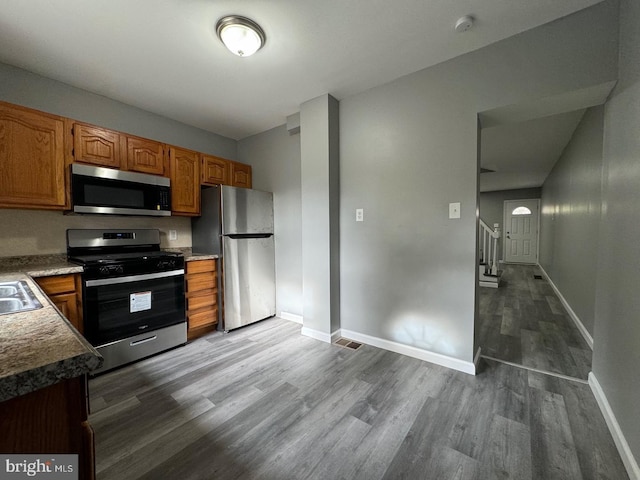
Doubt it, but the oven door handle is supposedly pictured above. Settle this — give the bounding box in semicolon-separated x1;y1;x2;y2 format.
85;269;185;287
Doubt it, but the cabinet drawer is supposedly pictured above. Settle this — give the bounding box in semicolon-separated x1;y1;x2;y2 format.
188;306;218;329
187;289;216;311
186;272;216;292
35;274;76;295
186;259;216;274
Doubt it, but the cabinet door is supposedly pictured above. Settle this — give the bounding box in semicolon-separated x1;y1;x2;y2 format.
202;154;229;185
230;162;252;189
0;102;66;209
126;136;166;176
0;377;92;477
35;275;82;333
169;146;201;216
73;123;121;168
51;292;81;332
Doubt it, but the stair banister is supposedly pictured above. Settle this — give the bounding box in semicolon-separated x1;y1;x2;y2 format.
479;219;500;273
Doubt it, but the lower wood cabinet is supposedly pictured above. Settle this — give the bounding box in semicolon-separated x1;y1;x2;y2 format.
185;259;218;340
0;375;96;480
34;274;83;334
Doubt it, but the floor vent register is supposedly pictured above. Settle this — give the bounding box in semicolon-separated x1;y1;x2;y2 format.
334;338;363;350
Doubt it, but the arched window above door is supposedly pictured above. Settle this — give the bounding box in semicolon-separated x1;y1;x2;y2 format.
512;206;532;215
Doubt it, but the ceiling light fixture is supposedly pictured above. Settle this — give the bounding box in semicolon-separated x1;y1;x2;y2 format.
216;15;266;57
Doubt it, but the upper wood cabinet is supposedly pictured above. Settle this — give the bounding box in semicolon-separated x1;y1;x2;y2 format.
72;122;122;169
169;146;200;216
230;161;252;188
202;155;253;189
0;101;67;210
202;154;229;186
125;135;166;176
0;100;254;215
72;122;167;176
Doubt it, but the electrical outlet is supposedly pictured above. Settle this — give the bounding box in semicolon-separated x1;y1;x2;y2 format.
356;208;364;222
169;230;177;241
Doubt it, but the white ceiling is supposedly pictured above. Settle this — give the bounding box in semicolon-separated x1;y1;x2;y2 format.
0;0;604;140
480;110;586;193
478;81;615;192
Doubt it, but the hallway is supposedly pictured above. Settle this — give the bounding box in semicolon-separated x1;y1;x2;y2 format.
476;264;592;380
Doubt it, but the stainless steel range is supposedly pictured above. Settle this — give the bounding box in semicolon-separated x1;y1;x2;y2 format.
67;229;186;375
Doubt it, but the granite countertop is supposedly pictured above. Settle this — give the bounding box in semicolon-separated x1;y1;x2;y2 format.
0;254;83;277
163;247;219;262
0;259;102;403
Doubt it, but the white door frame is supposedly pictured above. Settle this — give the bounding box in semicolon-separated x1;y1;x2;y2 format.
502;198;541;264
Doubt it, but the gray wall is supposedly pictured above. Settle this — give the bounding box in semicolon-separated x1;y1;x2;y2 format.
238;125;303;318
236;1;619;364
299;95;341;336
539;106;603;337
594;0;640;463
339;1;618;363
0;61;236;159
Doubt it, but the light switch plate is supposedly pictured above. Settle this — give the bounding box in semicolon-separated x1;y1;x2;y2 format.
356;208;364;222
449;202;461;219
169;230;177;241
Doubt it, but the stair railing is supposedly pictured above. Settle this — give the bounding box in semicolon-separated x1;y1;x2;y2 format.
479;219;501;276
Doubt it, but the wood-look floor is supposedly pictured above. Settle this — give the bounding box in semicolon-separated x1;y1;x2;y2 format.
476;264;593;380
89;317;627;480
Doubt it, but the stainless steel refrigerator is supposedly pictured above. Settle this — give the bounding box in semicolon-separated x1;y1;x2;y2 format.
192;185;275;331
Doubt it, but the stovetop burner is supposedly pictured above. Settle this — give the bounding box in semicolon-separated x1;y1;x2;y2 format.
69;250;182;266
66;228;185;278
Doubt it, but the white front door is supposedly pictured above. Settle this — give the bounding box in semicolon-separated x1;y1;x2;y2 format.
504;199;539;264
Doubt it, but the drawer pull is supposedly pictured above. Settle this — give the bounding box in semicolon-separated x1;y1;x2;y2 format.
130;335;157;346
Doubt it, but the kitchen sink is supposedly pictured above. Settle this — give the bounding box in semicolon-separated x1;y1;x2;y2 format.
0;286;18;296
0;281;43;315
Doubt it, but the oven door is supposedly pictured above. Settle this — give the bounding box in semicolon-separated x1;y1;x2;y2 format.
83;269;185;346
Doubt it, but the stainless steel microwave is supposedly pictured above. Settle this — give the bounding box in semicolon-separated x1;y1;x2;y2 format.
71;164;171;216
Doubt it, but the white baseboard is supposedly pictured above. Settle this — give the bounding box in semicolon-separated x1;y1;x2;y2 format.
589;372;640;480
279;311;303;324
473;347;482;372
537;264;594;349
340;328;476;375
300;327;332;343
